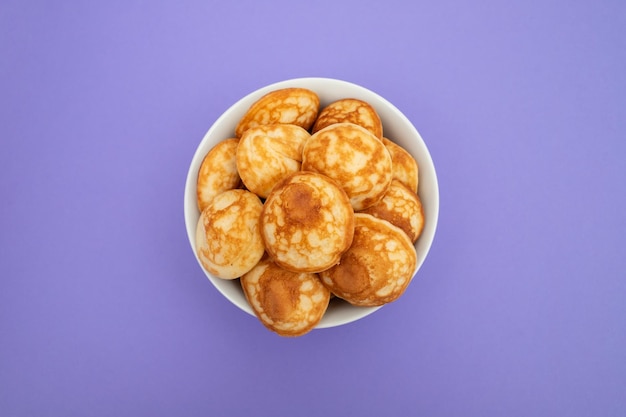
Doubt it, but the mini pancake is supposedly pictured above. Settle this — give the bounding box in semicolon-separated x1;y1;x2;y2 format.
312;98;383;140
320;213;417;307
261;171;354;273
236;124;310;198
383;137;419;193
241;259;330;337
302;123;393;211
235;88;320;137
359;180;425;243
196;138;242;212
195;189;264;279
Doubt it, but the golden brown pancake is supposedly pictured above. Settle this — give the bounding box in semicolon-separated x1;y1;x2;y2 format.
235;88;320;137
261;171;354;273
359;180;425;243
236;124;310;198
302;123;393;211
241;259;330;337
383;137;419;193
312;98;383;140
320;213;417;306
195;189;265;279
196;138;242;212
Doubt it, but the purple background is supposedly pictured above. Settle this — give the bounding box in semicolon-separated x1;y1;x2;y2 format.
2;1;625;416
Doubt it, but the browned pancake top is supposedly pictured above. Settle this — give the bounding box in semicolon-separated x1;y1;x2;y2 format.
302;123;392;211
236;124;310;198
241;259;330;337
261;171;354;273
359;180;425;243
312;98;383;139
195;189;265;279
196;138;242;212
235;88;320;137
320;213;417;306
383;137;419;193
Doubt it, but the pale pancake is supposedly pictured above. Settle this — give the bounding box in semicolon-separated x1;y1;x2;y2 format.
195;189;264;279
312;98;383;139
235;88;320;137
236;124;310;198
261;171;354;273
241;259;330;337
196;138;242;212
320;213;417;306
359;180;425;243
383;137;419;193
302;123;392;211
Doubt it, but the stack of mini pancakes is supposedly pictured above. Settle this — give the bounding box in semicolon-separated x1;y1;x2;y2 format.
195;88;424;337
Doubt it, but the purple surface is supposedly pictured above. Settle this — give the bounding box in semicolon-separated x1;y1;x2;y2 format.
1;1;625;416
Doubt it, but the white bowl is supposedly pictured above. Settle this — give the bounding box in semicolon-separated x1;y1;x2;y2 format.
184;77;439;329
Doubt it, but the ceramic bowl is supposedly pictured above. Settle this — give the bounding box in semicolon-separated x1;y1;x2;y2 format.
184;77;439;328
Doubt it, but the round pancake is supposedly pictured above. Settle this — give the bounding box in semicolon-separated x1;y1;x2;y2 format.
359;180;425;243
241;259;330;337
312;98;383;139
383;137;419;193
196;138;242;212
302;123;393;211
235;88;320;137
195;189;265;279
320;213;417;307
236;124;310;198
261;171;354;273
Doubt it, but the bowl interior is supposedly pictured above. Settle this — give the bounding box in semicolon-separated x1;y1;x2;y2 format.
184;77;439;328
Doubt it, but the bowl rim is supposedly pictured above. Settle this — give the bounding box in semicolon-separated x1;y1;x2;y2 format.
184;76;439;329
